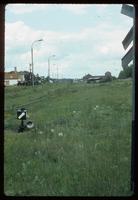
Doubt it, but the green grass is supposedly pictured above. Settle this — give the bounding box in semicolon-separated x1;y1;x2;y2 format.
4;80;133;196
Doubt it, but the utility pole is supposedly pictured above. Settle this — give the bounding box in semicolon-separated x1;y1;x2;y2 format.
57;64;59;80
31;39;43;87
48;55;56;82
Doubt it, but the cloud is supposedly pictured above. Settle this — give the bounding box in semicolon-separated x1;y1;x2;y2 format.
100;46;109;54
93;4;109;12
6;4;50;14
5;21;43;49
6;4;91;15
60;4;91;15
5;4;133;78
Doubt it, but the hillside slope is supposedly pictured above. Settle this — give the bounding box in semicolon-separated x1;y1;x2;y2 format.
4;80;132;196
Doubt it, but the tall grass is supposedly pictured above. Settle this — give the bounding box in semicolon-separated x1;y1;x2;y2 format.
4;80;132;196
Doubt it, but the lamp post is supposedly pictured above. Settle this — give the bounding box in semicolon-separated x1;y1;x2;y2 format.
31;39;43;87
48;54;56;82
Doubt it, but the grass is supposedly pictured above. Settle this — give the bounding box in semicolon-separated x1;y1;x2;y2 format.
4;79;133;196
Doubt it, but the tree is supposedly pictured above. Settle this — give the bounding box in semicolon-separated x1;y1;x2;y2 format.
104;71;112;82
118;70;126;79
118;64;133;79
124;64;133;77
112;76;117;80
100;71;112;82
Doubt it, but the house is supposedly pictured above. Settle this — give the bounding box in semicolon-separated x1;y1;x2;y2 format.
83;71;112;83
5;71;19;86
82;73;104;83
5;67;26;86
87;75;105;83
82;74;93;81
18;72;25;82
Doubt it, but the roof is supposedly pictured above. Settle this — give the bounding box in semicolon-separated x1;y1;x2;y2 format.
83;74;93;80
87;76;105;81
92;75;105;79
5;72;18;80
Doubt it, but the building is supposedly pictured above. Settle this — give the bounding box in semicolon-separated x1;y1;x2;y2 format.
82;71;112;83
4;67;25;86
5;72;19;86
87;75;105;83
82;73;104;83
18;72;25;82
82;74;93;81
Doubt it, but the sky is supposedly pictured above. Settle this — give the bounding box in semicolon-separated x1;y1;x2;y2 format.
5;4;133;78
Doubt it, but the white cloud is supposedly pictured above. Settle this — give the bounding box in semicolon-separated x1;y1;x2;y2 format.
5;5;133;78
5;21;43;49
60;4;111;15
6;4;50;14
94;4;109;9
100;46;109;54
60;4;91;15
6;3;92;15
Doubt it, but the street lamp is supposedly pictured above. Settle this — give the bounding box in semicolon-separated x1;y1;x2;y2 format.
31;39;43;87
48;54;56;82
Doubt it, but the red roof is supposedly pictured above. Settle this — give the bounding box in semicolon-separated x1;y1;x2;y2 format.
5;72;18;80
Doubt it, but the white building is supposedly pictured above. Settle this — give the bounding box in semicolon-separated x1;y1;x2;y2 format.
5;72;19;86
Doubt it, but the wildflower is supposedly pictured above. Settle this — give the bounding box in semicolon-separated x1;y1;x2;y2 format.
51;129;55;133
94;105;99;110
58;132;63;136
22;162;26;169
17;172;20;176
73;110;76;114
34;175;39;181
27;161;31;165
38;151;41;155
39;131;43;134
79;144;83;148
35;151;41;155
94;143;99;150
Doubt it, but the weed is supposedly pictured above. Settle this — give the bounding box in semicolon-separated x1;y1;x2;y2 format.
4;79;132;196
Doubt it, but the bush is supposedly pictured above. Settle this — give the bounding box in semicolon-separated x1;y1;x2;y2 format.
112;76;117;80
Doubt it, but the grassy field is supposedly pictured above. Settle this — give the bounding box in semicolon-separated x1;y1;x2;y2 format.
4;79;133;196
